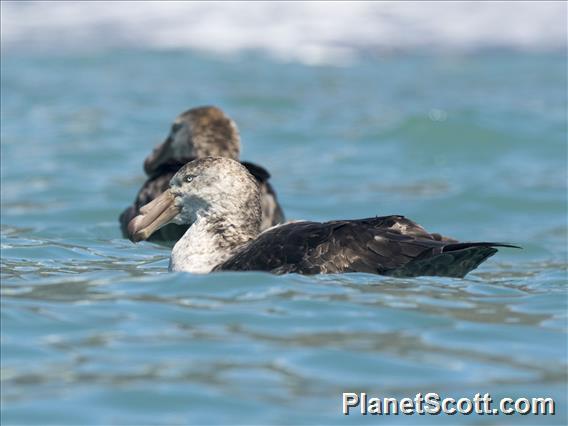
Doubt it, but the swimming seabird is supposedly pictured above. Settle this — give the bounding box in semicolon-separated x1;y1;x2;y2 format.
119;106;285;243
128;157;519;277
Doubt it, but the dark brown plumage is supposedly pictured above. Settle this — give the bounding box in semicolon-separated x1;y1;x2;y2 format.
217;216;518;277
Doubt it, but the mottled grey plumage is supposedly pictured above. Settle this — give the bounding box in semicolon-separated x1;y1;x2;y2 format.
128;157;519;277
119;106;284;243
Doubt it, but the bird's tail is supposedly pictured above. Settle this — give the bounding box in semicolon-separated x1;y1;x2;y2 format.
389;242;521;278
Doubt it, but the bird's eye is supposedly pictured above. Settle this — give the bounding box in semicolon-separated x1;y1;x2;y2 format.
185;175;194;183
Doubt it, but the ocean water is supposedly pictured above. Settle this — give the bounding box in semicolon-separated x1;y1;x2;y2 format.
1;49;567;425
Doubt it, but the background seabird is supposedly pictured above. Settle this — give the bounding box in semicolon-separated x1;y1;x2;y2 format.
119;106;285;242
128;157;519;277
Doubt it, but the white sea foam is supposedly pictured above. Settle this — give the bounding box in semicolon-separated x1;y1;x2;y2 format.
1;1;565;64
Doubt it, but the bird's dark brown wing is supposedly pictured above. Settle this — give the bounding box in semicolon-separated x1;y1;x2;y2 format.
242;161;285;228
241;161;271;182
217;215;517;277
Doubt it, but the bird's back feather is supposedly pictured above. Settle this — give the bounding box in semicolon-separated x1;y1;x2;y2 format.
218;215;517;277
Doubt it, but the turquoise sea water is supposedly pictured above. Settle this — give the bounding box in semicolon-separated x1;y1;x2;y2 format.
1;50;567;425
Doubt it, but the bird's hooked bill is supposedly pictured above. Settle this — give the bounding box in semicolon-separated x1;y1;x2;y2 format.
128;190;179;242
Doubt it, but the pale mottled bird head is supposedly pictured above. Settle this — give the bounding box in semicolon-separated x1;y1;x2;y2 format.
129;157;261;242
144;106;241;176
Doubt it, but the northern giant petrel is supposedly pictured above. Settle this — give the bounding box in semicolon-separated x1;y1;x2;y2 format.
128;157;519;277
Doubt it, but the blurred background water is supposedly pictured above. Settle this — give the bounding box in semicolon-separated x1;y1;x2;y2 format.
1;2;567;425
